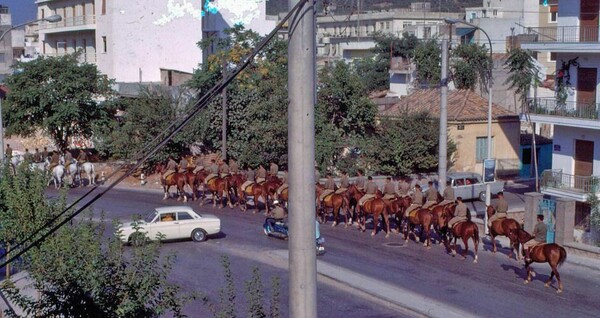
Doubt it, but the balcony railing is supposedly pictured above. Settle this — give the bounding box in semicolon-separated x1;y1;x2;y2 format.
389;57;412;72
541;170;600;194
520;26;600;43
39;15;96;30
44;52;97;63
525;98;600;120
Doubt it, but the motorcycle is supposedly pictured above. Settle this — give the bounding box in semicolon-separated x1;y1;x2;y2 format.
263;218;326;255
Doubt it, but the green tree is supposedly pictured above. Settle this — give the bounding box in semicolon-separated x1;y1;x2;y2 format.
413;39;441;86
354;32;418;93
359;112;456;176
504;48;539;108
0;166;191;317
316;61;377;171
94;86;191;166
187;26;289;167
4;53;114;151
451;43;493;91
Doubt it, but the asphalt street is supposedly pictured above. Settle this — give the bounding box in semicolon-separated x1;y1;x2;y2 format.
56;184;600;318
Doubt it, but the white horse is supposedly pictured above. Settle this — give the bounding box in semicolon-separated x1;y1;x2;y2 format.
59;156;79;187
78;162;96;186
49;165;65;189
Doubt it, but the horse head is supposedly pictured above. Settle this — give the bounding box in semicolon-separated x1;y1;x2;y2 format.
486;205;495;219
154;163;165;175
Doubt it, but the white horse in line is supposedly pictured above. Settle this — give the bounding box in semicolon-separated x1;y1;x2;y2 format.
49;165;65;189
78;161;96;186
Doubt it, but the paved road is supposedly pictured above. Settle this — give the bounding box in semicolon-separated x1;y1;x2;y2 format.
57;185;599;318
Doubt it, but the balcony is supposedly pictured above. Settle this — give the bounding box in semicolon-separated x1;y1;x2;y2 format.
44;52;97;64
520;26;600;52
39;15;96;32
541;169;600;201
522;98;600;129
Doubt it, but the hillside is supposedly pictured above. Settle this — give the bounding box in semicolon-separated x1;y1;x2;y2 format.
267;0;483;15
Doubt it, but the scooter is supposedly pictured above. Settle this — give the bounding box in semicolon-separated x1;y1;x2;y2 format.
263;218;288;240
263;218;326;255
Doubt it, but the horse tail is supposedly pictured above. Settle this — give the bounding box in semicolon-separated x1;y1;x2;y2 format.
473;223;480;246
557;245;567;268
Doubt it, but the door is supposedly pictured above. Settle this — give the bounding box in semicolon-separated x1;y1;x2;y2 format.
177;211;196;239
574;139;594;190
148;212;179;240
580;0;599;42
577;68;597;110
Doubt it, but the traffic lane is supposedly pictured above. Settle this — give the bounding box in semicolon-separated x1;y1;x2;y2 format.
58;187;408;318
319;222;600;317
60;187;600;316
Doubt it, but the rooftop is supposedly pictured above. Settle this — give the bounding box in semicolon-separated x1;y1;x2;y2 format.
379;89;518;122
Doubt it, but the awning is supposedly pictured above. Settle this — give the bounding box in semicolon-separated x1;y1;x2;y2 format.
455;27;476;37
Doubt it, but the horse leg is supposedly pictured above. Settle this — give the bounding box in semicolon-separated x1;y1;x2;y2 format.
473;234;479;264
461;237;469;260
383;210;390;239
163;185;169;200
371;211;379;237
545;265;557;289
554;267;563;293
451;236;458;257
491;233;497;253
524;262;532;284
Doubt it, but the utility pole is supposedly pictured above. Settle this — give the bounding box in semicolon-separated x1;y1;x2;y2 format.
439;38;448;194
221;58;227;160
288;0;317;317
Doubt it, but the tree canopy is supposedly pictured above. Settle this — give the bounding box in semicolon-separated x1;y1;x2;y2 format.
4;54;114;151
504;48;539;108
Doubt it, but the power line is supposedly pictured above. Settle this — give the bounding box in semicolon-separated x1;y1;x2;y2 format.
0;0;309;269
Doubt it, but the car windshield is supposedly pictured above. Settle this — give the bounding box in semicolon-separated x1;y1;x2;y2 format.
144;211;158;223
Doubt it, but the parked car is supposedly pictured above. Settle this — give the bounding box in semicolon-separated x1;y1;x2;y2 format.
119;206;221;243
447;172;504;202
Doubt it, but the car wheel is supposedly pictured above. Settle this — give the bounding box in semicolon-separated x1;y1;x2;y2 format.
479;191;486;202
192;228;208;242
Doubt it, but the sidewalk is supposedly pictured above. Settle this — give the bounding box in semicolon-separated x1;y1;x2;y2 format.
0;271;36;316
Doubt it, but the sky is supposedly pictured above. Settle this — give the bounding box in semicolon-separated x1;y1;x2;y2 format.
2;0;36;26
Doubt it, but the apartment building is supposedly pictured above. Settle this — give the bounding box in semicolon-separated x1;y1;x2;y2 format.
36;0;274;86
316;8;462;63
0;5;13;81
520;0;600;245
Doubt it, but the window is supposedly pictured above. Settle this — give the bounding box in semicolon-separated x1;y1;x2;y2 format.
0;53;4;63
386;22;390;29
549;5;558;23
102;0;106;15
423;27;431;39
83;39;87;52
476;137;494;163
549;52;556;62
177;212;194;220
161;213;175;222
403;22;411;29
102;36;107;53
493;9;498;16
380;22;384;30
41;9;45;19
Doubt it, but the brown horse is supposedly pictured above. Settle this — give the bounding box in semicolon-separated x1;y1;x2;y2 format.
486;206;521;259
315;184;349;227
237;181;269;214
196;170;232;209
226;173;246;204
345;185;382;226
437;210;480;263
359;198;390;237
262;178;283;206
403;207;434;247
154;164;188;202
507;228;567;293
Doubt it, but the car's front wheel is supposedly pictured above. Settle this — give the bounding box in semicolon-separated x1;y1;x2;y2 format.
192;228;208;242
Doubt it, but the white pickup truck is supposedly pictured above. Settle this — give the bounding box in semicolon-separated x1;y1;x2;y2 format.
447;172;504;202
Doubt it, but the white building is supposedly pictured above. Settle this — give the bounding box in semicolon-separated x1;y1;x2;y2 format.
463;0;540;53
36;0;275;85
520;0;600;244
316;9;462;64
0;5;14;81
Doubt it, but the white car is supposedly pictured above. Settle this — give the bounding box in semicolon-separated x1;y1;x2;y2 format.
119;206;221;243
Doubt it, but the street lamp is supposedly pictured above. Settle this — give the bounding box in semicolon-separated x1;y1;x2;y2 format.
444;18;493;234
0;14;62;162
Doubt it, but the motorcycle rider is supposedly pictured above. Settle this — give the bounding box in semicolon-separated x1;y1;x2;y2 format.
267;200;288;230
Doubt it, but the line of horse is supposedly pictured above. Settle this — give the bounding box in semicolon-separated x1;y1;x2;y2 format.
154;166;567;293
7;155;96;189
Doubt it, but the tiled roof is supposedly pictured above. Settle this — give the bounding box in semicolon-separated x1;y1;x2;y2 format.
379;89;518;122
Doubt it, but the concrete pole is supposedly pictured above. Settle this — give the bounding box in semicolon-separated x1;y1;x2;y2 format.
221;59;227;160
0;98;4;162
288;0;317;317
438;39;448;194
